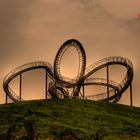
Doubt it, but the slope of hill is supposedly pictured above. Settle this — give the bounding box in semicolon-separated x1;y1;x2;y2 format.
0;99;140;140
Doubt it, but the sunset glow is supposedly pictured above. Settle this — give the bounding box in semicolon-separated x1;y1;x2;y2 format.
0;0;140;106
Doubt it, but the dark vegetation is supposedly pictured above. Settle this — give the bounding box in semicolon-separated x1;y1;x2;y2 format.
0;99;140;139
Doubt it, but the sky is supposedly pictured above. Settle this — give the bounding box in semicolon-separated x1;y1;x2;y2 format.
0;0;140;106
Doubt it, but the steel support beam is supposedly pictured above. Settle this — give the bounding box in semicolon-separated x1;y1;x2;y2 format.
107;65;109;98
83;81;85;99
45;69;48;99
19;74;22;102
130;82;133;106
55;81;57;96
5;94;7;104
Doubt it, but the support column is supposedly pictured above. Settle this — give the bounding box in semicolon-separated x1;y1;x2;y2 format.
5;93;8;104
130;82;133;106
72;87;76;99
107;65;109;98
72;87;75;98
82;81;85;99
45;69;48;99
19;74;22;102
55;81;57;98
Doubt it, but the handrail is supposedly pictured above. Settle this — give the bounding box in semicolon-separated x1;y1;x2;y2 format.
3;39;134;103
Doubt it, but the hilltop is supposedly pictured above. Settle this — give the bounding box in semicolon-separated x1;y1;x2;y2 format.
0;99;140;140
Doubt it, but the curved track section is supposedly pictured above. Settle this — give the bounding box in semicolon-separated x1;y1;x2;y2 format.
83;56;133;102
3;61;54;102
3;39;134;103
54;39;86;86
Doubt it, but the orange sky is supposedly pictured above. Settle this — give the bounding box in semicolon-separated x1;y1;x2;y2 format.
0;0;140;106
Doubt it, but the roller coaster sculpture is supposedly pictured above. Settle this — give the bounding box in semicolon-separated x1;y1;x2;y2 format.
3;39;134;105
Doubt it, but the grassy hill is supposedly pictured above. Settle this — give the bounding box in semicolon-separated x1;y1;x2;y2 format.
0;99;140;140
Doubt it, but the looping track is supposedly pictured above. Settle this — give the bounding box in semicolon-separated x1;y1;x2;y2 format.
3;39;134;103
54;39;86;86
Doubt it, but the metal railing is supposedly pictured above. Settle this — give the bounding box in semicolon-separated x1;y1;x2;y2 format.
3;39;134;103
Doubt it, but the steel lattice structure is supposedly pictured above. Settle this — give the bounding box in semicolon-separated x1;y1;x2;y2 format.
3;39;134;105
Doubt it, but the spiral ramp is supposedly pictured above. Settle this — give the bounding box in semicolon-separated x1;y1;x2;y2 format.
3;39;134;104
82;56;133;103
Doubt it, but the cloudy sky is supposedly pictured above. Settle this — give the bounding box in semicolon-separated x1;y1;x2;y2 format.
0;0;140;106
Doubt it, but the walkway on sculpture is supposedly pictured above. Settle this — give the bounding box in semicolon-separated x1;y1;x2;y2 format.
3;39;134;105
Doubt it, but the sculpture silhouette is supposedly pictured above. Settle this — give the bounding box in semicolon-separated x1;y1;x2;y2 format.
3;39;134;104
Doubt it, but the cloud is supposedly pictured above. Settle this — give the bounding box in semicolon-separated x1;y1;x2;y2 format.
0;0;34;63
66;0;96;10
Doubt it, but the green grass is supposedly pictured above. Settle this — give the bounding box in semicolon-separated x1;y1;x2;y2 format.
0;99;140;139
